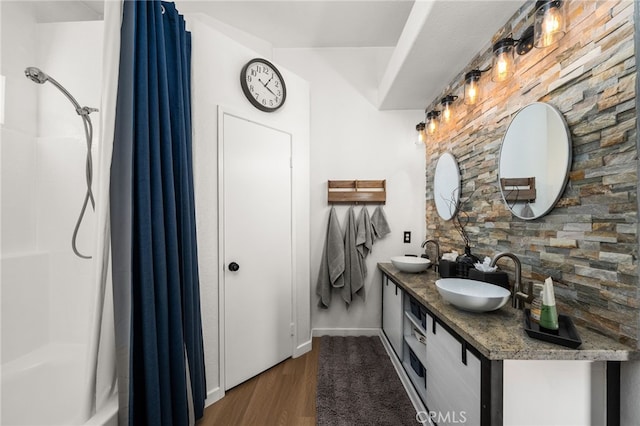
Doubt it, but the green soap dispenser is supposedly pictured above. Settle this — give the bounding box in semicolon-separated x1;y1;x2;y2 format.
539;277;559;334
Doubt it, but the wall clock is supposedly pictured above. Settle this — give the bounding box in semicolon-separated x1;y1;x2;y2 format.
240;58;287;112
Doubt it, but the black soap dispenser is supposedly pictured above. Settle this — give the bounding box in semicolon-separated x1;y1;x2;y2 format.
456;245;480;277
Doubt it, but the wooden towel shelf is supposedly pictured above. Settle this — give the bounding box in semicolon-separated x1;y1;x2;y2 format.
500;177;536;202
327;180;386;204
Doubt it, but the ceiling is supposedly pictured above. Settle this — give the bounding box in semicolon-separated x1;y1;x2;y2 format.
175;0;415;48
31;0;527;110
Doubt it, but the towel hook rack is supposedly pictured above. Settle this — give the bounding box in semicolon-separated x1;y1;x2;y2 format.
327;179;386;204
500;177;536;202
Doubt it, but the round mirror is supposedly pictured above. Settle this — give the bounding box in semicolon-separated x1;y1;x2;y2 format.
434;152;461;220
498;102;571;220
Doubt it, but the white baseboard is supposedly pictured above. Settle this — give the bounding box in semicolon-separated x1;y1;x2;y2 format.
204;386;224;408
312;327;381;337
294;338;312;358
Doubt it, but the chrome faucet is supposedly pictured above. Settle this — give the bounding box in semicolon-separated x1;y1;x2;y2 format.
489;252;533;309
421;239;440;271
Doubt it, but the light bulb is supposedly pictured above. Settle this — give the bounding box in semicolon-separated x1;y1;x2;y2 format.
496;54;508;79
428;119;437;135
543;9;561;33
442;105;451;123
466;83;477;103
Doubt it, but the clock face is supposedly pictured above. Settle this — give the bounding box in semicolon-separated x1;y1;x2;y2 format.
240;58;287;112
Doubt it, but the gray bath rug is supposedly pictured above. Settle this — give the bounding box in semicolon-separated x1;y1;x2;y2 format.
316;336;417;426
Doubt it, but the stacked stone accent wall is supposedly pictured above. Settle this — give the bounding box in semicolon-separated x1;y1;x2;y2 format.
425;0;638;346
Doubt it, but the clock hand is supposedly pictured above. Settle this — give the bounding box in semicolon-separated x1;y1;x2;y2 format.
265;73;274;85
264;85;277;97
258;78;277;96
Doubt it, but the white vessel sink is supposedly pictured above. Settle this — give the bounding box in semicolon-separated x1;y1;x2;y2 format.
435;278;510;312
391;256;431;273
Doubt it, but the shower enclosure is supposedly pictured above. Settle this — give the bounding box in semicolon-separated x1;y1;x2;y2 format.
1;2;116;424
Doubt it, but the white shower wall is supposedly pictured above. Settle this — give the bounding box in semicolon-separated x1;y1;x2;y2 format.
1;3;110;424
1;1;103;369
36;19;104;343
1;1;38;256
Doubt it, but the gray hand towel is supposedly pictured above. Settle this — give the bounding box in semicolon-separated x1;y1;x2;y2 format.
356;206;373;277
344;206;364;304
315;207;345;309
371;205;391;239
520;202;534;218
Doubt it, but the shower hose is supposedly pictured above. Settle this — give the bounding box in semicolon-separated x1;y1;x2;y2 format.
73;107;97;259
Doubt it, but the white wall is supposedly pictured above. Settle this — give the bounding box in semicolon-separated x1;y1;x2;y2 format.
274;47;425;334
186;15;311;404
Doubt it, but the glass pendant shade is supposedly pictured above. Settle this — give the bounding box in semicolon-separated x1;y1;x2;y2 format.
416;122;426;144
426;111;440;136
440;95;457;125
492;39;515;82
464;70;482;105
534;0;566;48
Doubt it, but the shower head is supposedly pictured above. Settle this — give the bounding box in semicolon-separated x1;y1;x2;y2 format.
23;66;95;115
25;67;49;84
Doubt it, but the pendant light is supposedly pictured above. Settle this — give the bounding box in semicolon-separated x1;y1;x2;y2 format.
464;70;482;105
416;122;426;144
440;95;458;125
534;0;566;48
491;38;516;82
426;111;441;136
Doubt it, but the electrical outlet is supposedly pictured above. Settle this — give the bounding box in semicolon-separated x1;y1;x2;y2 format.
403;231;411;243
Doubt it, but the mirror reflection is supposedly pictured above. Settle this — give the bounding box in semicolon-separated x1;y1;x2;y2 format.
434;152;460;221
498;102;572;220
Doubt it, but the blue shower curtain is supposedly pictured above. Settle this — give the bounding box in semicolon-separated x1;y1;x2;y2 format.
110;1;206;425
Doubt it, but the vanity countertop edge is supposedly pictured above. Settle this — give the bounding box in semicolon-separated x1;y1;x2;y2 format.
378;262;639;362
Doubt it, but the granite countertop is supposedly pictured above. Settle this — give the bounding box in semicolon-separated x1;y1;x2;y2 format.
379;263;639;361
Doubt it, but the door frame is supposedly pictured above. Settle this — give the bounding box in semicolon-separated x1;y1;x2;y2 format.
216;106;297;395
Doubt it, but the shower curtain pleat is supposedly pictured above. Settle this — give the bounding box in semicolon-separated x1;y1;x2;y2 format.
162;6;207;420
111;1;206;425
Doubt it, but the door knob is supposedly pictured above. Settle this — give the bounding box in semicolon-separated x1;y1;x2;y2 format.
228;262;240;272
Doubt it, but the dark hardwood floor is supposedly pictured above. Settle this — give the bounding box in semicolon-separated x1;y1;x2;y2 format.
199;338;320;426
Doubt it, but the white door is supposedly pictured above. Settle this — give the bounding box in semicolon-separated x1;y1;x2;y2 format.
222;112;293;390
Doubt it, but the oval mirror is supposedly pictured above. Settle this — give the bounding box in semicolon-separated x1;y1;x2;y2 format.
434;152;461;221
498;102;572;220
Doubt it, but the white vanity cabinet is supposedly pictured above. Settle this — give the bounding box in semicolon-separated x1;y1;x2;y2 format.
381;276;481;423
425;313;481;426
380;265;628;426
382;275;404;357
